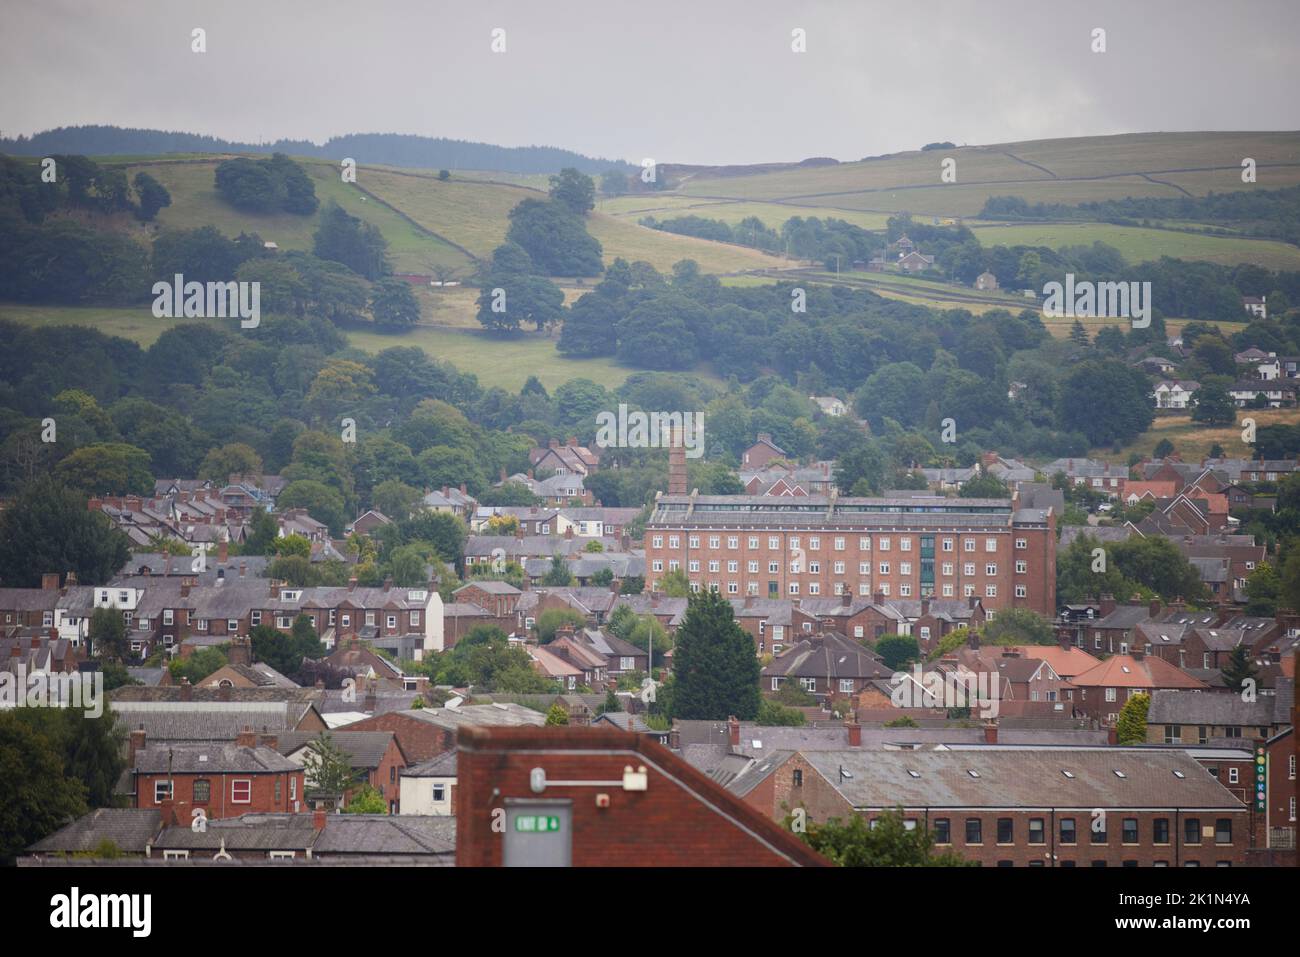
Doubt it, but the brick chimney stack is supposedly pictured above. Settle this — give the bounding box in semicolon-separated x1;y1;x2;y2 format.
218;538;228;564
846;716;861;747
179;678;193;701
668;426;687;496
235;726;257;748
41;572;59;591
228;636;251;667
983;720;998;744
727;715;740;747
128;728;147;766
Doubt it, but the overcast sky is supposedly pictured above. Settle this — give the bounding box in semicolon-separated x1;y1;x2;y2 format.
3;0;1297;165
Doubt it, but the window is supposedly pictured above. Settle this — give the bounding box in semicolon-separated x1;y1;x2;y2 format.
749;537;759;549
669;536;680;549
162;850;190;860
965;819;982;844
964;538;975;553
231;779;252;804
1059;818;1077;844
963;563;975;577
1015;585;1027;598
997;818;1013;844
986;563;997;576
1028;818;1045;845
1091;817;1107;844
433;784;446;802
985;585;997;598
652;536;663;548
708;536;719;549
809;537;820;550
1122;818;1138;844
900;537;911;551
839;679;854;693
800;677;816;692
934;818;951;844
879;537;890;551
1015;538;1027;549
769;537;780;550
834;537;845;551
689;536;699;548
1214;819;1232;845
1228;767;1238;784
1104;687;1117;702
727;537;739;549
193;779;211;803
387;615;397;629
1184;818;1201;845
154;781;173;803
275;778;282;803
789;537;800;551
1015;561;1027;574
899;562;911;576
1153;818;1170;844
985;538;997;553
792;770;803;787
879;562;890;575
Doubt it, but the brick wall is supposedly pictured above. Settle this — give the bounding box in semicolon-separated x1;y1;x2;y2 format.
455;726;826;867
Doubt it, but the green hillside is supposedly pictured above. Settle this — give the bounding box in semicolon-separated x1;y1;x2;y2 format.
103;155;789;277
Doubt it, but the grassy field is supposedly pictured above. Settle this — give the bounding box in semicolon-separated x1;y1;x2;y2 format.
597;195;895;232
117;158;469;273
0;303;197;347
347;165;786;275
1092;407;1300;464
669;132;1300;221
0;301;690;393
343;324;644;391
970;222;1300;270
96;155;787;277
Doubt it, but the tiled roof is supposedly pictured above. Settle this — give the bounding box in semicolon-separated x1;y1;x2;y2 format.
1071;654;1207;690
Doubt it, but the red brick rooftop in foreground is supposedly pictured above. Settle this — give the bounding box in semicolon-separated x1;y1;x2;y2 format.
455;725;827;867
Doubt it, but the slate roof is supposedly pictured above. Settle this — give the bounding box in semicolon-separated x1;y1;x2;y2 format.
801;749;1245;809
134;742;300;774
277;730;402;768
764;633;891;681
25;808;163;854
1146;690;1278;727
403;750;458;778
311;815;456;856
110;701;316;742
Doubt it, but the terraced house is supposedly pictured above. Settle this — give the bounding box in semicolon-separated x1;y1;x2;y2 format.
644;492;1056;617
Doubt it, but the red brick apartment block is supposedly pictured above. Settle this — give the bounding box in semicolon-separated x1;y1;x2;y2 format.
455;725;827;867
644;493;1056;617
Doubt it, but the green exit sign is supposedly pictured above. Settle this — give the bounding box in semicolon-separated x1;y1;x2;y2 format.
515;815;561;833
